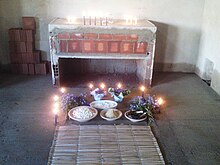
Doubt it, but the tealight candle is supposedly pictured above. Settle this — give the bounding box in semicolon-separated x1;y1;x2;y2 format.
140;85;145;97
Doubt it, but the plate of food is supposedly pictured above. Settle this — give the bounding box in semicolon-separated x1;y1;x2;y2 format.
124;110;147;122
90;100;118;110
100;109;122;121
68;106;98;122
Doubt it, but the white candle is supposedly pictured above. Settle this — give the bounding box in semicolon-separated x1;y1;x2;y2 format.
82;11;86;25
133;17;137;25
53;95;59;102
140;85;145;97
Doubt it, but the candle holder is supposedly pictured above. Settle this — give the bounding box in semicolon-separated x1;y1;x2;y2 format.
108;87;131;102
91;88;106;101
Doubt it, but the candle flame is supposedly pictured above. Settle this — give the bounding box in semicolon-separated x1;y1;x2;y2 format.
60;87;66;94
54;102;59;109
89;83;94;89
100;83;105;89
117;83;122;89
53;108;59;115
157;97;164;105
140;85;145;92
53;95;59;102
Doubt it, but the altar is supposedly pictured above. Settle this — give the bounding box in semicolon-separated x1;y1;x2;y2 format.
49;18;157;86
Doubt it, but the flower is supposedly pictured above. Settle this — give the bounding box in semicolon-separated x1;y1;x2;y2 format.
60;93;89;113
129;95;160;122
108;87;131;97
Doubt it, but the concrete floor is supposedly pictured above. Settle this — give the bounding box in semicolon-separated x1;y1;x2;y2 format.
0;72;220;165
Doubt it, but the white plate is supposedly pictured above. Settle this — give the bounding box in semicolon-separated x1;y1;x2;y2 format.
68;106;98;122
100;109;122;121
124;111;147;122
90;100;118;110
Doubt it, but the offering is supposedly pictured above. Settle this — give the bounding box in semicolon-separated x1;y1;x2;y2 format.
100;109;122;121
68;106;98;122
105;109;118;118
124;111;147;122
90;100;117;109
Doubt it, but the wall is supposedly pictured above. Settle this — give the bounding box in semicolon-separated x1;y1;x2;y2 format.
196;0;220;95
0;0;204;72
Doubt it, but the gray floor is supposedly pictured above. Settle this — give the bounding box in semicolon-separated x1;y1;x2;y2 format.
0;72;220;165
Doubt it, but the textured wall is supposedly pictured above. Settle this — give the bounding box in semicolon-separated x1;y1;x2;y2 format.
196;0;220;95
0;0;204;73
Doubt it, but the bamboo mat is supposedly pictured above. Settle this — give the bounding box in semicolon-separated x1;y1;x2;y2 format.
48;125;165;165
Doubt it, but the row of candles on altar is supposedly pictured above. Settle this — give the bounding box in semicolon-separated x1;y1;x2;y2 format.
67;12;138;25
52;84;164;125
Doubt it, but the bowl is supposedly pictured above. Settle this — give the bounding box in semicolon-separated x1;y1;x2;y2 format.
124;111;147;122
90;100;118;110
100;109;122;121
68;106;98;122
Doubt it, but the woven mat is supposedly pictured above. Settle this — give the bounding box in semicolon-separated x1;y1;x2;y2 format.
48;125;165;165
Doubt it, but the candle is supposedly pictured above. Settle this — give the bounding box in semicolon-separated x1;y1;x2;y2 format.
100;83;105;89
95;16;96;25
117;83;122;89
53;108;58;126
60;87;66;94
157;97;164;106
82;11;86;25
133;17;137;25
89;83;94;89
105;13;108;26
67;16;71;23
89;16;91;25
140;85;145;97
53;95;59;102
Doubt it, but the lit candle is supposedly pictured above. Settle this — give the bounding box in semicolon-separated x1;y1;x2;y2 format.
140;85;145;97
67;16;71;23
89;83;94;89
117;83;122;89
133;17;137;25
54;102;59;109
100;83;105;89
99;12;103;26
60;87;66;94
157;97;164;106
53;95;59;102
82;11;86;25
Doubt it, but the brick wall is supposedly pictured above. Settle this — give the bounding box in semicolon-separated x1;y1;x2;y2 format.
9;17;49;75
57;33;148;54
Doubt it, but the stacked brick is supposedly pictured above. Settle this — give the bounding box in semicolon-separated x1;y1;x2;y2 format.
57;33;148;54
9;17;47;75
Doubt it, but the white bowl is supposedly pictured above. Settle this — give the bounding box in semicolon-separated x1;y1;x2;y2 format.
100;109;122;121
90;100;118;110
68;106;98;122
124;111;147;122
